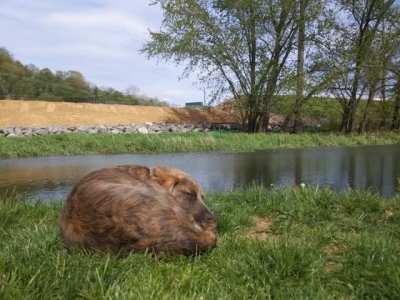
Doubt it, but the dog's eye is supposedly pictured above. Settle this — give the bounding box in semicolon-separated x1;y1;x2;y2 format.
183;191;196;199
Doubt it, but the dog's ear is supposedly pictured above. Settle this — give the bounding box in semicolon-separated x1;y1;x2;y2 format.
151;166;179;192
127;166;151;180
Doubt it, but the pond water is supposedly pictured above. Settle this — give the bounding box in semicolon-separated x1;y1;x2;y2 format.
0;144;399;201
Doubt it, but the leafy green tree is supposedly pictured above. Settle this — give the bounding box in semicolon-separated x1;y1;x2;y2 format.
284;0;338;132
330;0;396;133
358;14;400;132
392;73;400;129
143;0;298;132
390;39;400;130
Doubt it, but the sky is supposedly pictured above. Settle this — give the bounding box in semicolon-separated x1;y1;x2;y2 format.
0;0;204;106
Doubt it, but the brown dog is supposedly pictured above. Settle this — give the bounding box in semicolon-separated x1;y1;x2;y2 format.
59;165;217;255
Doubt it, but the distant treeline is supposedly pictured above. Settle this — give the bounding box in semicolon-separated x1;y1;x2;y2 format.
0;48;167;106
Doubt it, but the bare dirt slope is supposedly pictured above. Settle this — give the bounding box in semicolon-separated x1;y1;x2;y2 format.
0;100;236;127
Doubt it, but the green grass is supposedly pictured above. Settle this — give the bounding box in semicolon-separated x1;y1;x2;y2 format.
1;187;400;299
0;131;399;158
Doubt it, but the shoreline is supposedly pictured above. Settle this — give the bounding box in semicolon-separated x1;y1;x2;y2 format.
0;131;399;159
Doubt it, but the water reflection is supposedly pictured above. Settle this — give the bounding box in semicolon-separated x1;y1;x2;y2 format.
0;145;399;201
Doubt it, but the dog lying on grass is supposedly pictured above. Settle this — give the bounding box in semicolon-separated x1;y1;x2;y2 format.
59;165;217;256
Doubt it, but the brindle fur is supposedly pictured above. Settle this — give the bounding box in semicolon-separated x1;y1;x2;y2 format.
59;165;217;255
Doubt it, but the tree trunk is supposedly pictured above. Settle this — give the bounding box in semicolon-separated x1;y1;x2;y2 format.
260;85;277;132
392;77;400;130
259;110;271;132
246;111;258;133
358;87;376;133
342;5;372;133
344;68;361;133
246;96;261;133
248;5;257;133
292;0;306;133
283;111;293;131
340;103;350;132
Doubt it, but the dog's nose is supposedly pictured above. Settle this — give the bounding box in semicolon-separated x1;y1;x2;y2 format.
194;207;214;224
202;210;215;224
205;212;215;222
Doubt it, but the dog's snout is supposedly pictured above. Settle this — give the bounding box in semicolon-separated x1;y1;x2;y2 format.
194;207;215;225
205;211;215;222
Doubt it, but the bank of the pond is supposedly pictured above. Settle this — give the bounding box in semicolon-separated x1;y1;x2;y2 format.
0;131;399;158
1;188;400;299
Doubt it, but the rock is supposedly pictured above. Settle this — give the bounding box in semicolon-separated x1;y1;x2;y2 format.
35;128;48;135
3;128;14;135
22;128;33;136
138;127;149;134
97;125;107;133
48;127;60;134
77;126;89;132
151;125;163;133
168;125;181;132
58;129;67;134
14;128;22;136
184;124;194;129
125;127;138;133
110;129;121;134
87;128;98;134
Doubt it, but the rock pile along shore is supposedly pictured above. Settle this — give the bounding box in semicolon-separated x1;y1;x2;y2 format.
0;123;215;137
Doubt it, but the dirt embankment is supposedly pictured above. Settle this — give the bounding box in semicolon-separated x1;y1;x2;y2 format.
0;100;237;127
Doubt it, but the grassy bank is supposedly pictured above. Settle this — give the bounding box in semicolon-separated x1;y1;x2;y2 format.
1;187;400;299
1;131;399;158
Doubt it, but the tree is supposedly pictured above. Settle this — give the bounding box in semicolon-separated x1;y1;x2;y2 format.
390;41;400;130
143;0;298;132
0;48;27;98
291;0;306;132
331;0;396;133
358;14;400;132
286;0;337;132
392;73;400;129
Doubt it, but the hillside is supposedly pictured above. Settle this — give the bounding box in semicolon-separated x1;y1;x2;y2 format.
0;100;236;127
0;48;166;106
